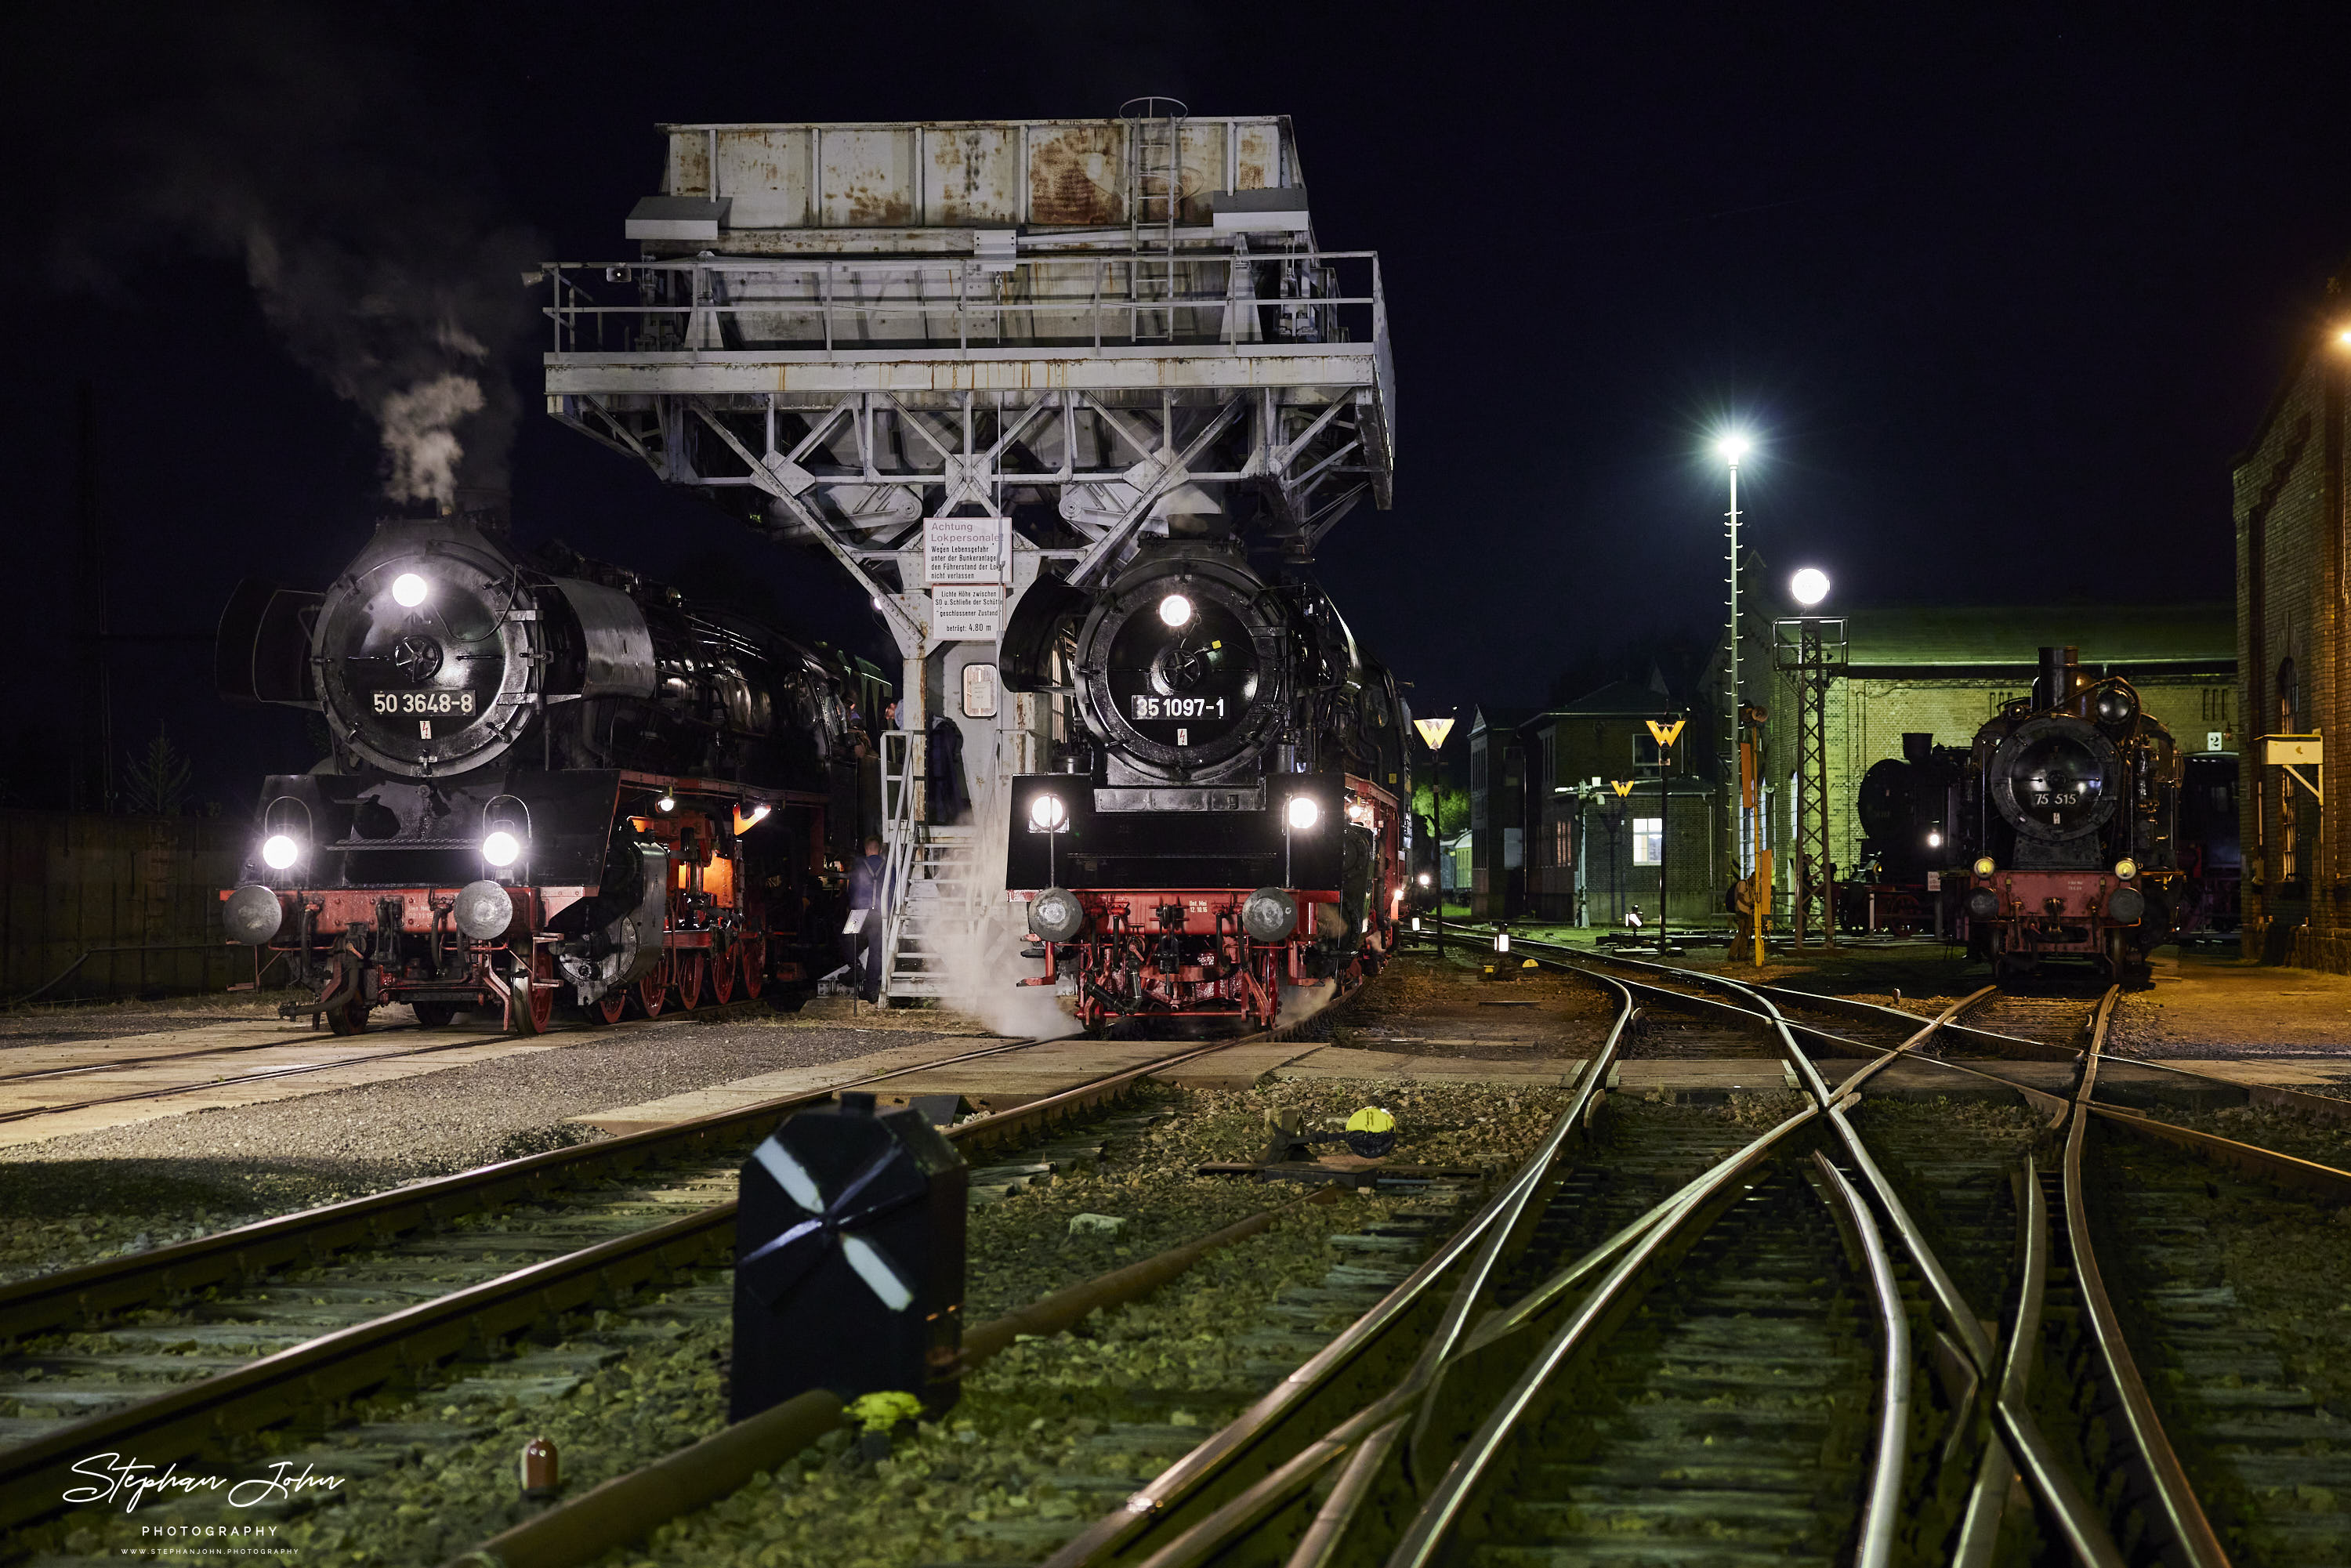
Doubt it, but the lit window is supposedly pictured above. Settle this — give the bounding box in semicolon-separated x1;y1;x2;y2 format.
1632;817;1663;865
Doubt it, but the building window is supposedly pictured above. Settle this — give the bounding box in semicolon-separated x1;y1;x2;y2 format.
1556;820;1570;868
1632;817;1663;865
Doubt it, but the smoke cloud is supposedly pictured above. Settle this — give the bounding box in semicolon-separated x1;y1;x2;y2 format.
27;4;542;506
930;792;1083;1041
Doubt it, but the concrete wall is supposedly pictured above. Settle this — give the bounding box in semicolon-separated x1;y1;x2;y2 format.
0;810;247;1000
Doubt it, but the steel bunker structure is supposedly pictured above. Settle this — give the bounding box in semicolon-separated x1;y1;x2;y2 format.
538;104;1396;1000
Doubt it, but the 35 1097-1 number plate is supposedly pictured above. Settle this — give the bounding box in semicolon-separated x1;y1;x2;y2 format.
371;690;478;717
1131;695;1227;721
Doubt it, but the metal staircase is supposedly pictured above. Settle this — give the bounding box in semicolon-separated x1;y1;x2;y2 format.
876;730;1014;1003
1123;97;1186;342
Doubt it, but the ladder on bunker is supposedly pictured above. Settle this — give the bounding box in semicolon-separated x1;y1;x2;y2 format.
1123;97;1186;342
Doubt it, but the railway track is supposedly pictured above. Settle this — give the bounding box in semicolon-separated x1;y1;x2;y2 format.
1016;937;2351;1568
0;1016;1330;1536
23;936;2347;1564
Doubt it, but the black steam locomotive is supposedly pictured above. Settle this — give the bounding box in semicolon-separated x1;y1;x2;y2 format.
998;541;1411;1031
216;512;886;1033
1852;725;2241;946
1958;646;2186;981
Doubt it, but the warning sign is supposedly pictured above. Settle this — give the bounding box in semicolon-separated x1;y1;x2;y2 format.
931;585;1002;642
1645;719;1686;748
925;516;1005;585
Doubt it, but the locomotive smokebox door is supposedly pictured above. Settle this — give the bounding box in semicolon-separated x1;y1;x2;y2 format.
730;1091;967;1423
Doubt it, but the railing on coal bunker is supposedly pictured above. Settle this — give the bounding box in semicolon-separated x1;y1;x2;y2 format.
537;248;1389;364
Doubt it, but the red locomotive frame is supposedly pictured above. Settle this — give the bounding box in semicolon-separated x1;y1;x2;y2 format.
1016;775;1404;1032
227;771;830;1035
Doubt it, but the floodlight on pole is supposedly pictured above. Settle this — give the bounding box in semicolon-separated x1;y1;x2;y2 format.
1790;567;1831;608
1715;429;1754;885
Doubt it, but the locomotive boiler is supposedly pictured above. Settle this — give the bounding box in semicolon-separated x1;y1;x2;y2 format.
998;541;1410;1032
215;512;886;1034
1959;645;2185;982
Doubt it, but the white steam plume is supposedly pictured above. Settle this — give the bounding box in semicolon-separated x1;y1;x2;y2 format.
33;5;542;507
927;790;1082;1041
379;374;487;505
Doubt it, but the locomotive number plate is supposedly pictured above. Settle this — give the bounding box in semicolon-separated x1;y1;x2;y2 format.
1132;696;1227;720
371;690;478;718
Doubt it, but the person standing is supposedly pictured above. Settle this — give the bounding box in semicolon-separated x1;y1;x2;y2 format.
847;835;887;1002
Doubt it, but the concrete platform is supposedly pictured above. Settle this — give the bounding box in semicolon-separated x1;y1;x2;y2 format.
0;1020;560;1151
575;1033;1028;1135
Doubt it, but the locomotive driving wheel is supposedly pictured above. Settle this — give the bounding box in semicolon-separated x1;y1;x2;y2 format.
507;940;556;1036
637;956;668;1019
738;933;766;999
676;951;705;1012
323;944;370;1036
707;940;737;1005
589;988;627;1026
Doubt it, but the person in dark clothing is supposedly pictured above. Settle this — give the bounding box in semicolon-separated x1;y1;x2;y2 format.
846;836;886;1001
926;714;969;822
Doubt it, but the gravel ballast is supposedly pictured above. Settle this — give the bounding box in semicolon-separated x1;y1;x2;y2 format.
0;1012;989;1287
20;1077;1577;1566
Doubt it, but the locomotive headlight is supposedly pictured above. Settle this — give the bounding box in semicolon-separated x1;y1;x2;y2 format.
2114;858;2138;880
391;573;429;608
1926;831;1943;848
1418;871;1433;887
1157;592;1194;628
482;830;523;868
1286;795;1321;831
655;794;676;813
2096;690;2136;725
1028;792;1069;833
261;834;301;871
1972;856;1997;877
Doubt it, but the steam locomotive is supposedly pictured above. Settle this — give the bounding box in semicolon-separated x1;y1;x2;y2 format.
998;541;1411;1031
215;512;886;1034
1958;645;2187;981
1852;724;2240;945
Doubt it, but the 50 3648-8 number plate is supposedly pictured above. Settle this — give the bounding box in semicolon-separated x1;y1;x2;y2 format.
372;690;478;717
1132;696;1226;720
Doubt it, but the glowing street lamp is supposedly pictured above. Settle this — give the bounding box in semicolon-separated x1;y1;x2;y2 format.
1716;431;1753;885
1412;713;1457;948
1790;567;1831;609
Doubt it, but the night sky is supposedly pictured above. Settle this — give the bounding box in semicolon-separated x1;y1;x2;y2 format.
9;2;2351;814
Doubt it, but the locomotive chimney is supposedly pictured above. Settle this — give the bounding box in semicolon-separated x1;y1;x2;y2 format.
448;486;513;540
2034;645;2079;710
1901;732;1933;764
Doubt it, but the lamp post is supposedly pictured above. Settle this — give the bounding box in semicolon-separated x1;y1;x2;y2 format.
1715;433;1752;889
1413;713;1457;956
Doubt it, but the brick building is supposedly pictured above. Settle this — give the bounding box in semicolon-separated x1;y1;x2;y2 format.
1468;685;1719;926
1709;605;2235;919
2237;304;2349;968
